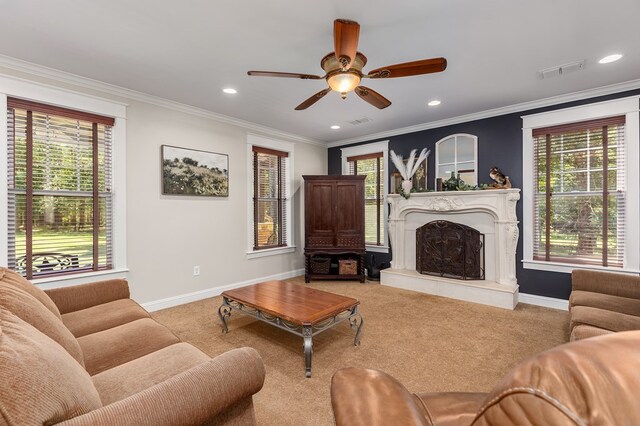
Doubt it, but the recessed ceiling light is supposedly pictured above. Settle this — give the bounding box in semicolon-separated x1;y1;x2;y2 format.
427;100;441;106
330;125;341;130
599;54;623;64
223;88;237;94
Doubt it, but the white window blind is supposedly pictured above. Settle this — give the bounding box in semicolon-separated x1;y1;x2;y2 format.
7;98;114;279
252;146;288;249
347;152;384;245
532;116;625;267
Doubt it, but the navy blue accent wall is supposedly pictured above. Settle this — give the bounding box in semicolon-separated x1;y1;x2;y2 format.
328;89;640;299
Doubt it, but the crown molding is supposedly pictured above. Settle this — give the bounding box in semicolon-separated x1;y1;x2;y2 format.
327;78;640;148
0;54;324;147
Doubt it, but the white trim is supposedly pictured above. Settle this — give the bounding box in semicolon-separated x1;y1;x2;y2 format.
246;134;295;257
519;292;569;311
32;268;130;290
328;79;640;148
434;133;478;187
341;141;390;249
366;245;390;254
522;95;640;274
141;268;305;312
0;93;7;266
0;78;128;279
246;245;296;259
522;260;640;275
0;74;126;118
0;55;323;147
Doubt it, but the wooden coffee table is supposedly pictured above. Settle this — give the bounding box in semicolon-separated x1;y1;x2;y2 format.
217;280;363;377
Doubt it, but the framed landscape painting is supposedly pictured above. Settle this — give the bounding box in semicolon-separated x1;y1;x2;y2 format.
161;145;229;196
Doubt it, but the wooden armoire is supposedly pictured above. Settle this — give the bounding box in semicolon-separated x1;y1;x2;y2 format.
303;175;366;283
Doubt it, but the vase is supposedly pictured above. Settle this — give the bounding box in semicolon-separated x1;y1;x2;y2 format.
401;179;413;194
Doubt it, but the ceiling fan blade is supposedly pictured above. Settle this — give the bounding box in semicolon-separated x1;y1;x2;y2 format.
334;19;360;70
295;88;332;110
247;71;323;80
355;86;391;109
367;57;447;79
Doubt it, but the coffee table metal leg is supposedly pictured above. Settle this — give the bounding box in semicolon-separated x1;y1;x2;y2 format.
218;298;232;334
350;314;364;346
303;325;313;378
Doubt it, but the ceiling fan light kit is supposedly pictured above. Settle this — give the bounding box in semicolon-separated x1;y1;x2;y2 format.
248;19;447;110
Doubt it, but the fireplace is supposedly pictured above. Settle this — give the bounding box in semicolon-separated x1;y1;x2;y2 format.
382;189;520;309
416;220;484;280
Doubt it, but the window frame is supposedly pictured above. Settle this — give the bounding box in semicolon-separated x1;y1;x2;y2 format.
246;134;295;259
522;96;640;274
434;133;478;187
341;140;389;253
0;75;128;287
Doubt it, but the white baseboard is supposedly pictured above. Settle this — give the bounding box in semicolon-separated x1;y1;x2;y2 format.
142;268;305;312
519;293;569;311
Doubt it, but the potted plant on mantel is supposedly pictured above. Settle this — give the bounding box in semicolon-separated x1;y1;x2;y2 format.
390;148;430;199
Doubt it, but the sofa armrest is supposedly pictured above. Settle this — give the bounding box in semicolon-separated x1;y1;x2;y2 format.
58;347;265;426
572;270;640;300
331;368;431;426
45;279;131;314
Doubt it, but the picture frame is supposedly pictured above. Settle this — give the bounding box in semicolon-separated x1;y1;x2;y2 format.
390;158;428;193
161;145;229;196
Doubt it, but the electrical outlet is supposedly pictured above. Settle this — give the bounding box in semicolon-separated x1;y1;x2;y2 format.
193;266;200;276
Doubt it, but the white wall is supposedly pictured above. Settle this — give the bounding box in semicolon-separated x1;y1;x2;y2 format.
125;101;326;303
0;66;327;305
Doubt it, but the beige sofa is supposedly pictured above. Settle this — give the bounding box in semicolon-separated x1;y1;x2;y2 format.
0;267;265;425
569;269;640;340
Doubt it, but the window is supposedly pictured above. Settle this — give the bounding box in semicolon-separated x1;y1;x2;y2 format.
522;96;640;274
6;98;114;279
246;134;294;258
347;153;384;245
252;146;288;250
532;117;625;267
341;141;389;252
435;134;478;186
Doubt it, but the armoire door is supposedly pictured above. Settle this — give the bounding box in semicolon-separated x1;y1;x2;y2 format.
305;180;335;248
334;180;364;248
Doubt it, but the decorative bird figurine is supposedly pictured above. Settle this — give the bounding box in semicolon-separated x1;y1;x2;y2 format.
489;166;511;188
489;166;507;185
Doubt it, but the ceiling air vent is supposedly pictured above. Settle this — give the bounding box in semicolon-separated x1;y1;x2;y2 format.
538;60;585;80
349;117;372;126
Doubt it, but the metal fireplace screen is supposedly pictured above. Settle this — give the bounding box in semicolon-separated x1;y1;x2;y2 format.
416;220;485;280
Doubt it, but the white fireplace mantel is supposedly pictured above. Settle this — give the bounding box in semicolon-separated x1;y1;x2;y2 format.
382;189;521;309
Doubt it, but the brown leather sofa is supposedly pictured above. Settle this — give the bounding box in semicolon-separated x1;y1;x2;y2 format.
331;330;640;425
569;269;640;340
0;267;265;425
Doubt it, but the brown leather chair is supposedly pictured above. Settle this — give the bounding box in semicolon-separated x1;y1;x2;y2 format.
331;330;640;425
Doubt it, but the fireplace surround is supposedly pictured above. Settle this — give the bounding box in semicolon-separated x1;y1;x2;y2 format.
381;189;520;309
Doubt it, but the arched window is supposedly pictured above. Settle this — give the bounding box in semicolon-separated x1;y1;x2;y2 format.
435;134;478;186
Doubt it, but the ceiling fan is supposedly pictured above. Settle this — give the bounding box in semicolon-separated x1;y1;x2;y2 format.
247;19;447;110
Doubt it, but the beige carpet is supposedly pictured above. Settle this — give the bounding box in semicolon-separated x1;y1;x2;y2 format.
152;276;569;425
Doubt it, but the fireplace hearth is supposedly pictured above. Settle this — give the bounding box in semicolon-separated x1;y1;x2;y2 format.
416;220;484;280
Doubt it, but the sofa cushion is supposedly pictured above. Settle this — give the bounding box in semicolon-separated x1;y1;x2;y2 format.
570;305;640;333
0;309;102;425
0;284;84;366
92;342;210;404
62;298;150;338
570;324;614;341
569;290;640;316
78;318;181;375
414;392;486;425
0;267;61;318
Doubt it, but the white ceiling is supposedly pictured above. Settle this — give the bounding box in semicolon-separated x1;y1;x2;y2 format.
1;0;639;144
